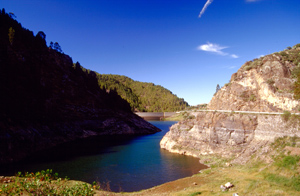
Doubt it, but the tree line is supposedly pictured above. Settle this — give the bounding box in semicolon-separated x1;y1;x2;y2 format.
75;64;189;112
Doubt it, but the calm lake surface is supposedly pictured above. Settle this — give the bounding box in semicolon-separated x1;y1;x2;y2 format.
3;121;206;192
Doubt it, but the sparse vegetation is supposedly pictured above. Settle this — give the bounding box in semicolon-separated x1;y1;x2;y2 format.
182;111;196;120
249;94;256;102
188;192;202;196
282;110;292;122
291;65;300;78
240;91;257;102
0;169;95;195
243;58;263;71
266;78;275;87
224;82;231;87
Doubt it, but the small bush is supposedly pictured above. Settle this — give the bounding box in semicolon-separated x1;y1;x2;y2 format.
240;91;249;101
224;83;231;87
280;51;288;57
293;43;300;49
292;66;300;79
244;65;253;71
266;79;275;86
249;94;256;102
188;192;202;196
282;111;292;122
276;155;300;169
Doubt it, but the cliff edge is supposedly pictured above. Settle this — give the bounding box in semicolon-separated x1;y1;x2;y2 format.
210;45;300;112
161;44;300;164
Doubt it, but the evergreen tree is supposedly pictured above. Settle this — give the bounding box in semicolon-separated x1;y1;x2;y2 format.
8;27;15;45
215;84;221;94
36;31;46;40
49;41;54;49
53;42;62;53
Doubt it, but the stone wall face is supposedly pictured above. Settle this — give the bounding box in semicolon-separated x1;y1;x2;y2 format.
160;112;300;163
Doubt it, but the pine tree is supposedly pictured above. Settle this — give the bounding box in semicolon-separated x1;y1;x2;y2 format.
8;27;15;45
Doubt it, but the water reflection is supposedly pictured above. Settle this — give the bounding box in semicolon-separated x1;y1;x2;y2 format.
1;121;207;192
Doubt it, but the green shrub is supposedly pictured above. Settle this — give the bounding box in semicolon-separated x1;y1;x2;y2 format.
266;79;275;86
249;94;256;102
293;43;300;49
265;173;300;191
244;65;253;71
282;111;292;122
0;170;95;195
276;155;300;169
188;192;202;196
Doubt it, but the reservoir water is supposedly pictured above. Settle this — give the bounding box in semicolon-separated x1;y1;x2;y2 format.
2;121;206;192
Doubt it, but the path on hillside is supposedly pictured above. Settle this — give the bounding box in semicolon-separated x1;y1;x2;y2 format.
188;109;300;115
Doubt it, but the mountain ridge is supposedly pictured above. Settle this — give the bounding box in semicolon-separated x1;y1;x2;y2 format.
0;9;160;165
77;67;189;112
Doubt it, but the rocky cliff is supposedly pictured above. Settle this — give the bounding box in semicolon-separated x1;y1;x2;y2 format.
161;44;300;163
0;10;160;165
209;45;300;112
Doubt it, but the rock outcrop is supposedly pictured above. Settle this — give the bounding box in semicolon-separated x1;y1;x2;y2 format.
209;48;300;112
160;111;300;163
161;44;300;163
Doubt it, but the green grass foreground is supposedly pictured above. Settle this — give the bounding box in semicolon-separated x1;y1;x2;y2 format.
0;169;96;195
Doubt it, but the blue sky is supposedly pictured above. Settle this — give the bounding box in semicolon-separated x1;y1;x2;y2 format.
1;0;300;105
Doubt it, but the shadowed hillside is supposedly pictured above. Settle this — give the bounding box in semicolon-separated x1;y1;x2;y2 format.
0;9;160;165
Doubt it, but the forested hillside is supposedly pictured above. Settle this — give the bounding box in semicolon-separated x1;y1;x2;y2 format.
97;74;189;112
77;65;189;112
0;9;160;164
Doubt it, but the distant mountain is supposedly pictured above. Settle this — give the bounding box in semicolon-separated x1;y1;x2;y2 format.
0;8;160;165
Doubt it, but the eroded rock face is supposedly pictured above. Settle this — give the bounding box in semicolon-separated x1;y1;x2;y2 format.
161;46;300;163
161;112;257;158
160;112;300;163
209;53;299;112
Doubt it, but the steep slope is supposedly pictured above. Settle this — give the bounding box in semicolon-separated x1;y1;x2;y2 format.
209;45;300;112
161;44;300;164
95;74;189;112
0;9;160;165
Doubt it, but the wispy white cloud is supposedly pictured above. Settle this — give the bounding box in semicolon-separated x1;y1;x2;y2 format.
197;42;228;55
197;42;239;59
198;0;213;18
231;54;239;59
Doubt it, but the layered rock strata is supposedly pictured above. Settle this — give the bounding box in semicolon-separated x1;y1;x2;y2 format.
209;52;300;112
161;45;300;163
160;111;300;163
